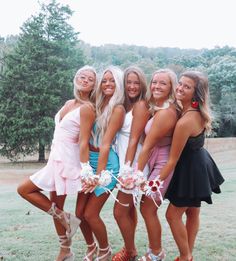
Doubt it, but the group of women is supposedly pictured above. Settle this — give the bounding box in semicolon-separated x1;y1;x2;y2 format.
17;64;224;261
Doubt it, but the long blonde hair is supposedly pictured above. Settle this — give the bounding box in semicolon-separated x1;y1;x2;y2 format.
181;71;212;132
94;66;124;146
147;68;178;115
73;65;97;105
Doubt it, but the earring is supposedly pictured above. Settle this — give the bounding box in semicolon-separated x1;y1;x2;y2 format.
191;98;199;109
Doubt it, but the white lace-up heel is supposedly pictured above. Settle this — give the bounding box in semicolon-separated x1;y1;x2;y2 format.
95;245;112;261
83;242;98;261
47;203;81;239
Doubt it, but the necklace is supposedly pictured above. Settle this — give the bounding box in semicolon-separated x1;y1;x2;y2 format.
155;100;170;110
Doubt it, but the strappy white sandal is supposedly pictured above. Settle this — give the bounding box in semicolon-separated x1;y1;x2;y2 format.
83;242;98;261
54;235;75;261
139;249;165;261
47;203;81;239
95;245;112;261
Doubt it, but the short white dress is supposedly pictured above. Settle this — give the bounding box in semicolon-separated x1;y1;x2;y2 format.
116;110;149;194
30;106;83;195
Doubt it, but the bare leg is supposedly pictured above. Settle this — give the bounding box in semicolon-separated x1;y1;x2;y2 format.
84;192;111;260
140;195;162;255
17;178;78;237
17;178;53;212
113;191;137;256
50;192;72;261
186;207;200;254
76;192;97;260
166;204;192;260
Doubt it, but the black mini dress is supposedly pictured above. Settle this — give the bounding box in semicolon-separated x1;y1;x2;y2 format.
165;131;225;207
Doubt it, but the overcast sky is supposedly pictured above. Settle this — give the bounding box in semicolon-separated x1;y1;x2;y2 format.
0;0;235;49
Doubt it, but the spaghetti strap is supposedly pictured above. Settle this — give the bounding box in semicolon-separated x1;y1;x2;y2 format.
181;109;199;117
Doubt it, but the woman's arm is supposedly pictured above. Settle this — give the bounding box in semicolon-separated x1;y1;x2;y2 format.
96;105;125;175
125;100;150;165
79;104;95;163
137;108;177;171
158;119;191;180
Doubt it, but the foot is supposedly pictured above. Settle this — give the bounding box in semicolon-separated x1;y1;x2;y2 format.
96;245;112;261
83;242;98;261
54;235;74;261
47;203;80;239
174;257;193;261
55;249;74;261
112;247;137;261
139;249;165;261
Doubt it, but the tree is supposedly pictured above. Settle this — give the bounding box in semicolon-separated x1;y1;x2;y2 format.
0;0;85;161
207;56;236;137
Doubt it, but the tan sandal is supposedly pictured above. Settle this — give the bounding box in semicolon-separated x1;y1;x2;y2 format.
47;203;81;239
54;235;75;261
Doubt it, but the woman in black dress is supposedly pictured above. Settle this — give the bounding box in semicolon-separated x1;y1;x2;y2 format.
158;71;224;261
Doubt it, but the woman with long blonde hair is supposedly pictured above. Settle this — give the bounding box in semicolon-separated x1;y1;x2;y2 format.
77;66;125;261
17;65;97;261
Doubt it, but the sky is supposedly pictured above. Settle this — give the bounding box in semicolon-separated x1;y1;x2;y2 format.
0;0;235;49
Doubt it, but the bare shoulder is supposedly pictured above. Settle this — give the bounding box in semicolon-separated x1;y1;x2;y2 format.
80;103;95;118
154;106;177;122
133;100;149;112
113;104;126;114
175;114;195;135
64;99;75;106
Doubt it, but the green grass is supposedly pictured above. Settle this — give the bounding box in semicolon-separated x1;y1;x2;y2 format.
0;149;236;261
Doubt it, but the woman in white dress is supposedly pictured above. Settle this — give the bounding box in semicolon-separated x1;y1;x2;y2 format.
112;66;150;261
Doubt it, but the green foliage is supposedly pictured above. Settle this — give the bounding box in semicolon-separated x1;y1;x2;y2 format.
0;0;85;161
207;55;236;136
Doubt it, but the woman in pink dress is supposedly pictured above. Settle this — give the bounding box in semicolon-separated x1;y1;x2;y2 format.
17;65;97;261
136;69;179;261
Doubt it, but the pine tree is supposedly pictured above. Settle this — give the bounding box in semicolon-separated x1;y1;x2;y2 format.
0;0;85;161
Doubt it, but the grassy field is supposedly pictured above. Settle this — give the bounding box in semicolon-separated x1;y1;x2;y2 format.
0;139;236;261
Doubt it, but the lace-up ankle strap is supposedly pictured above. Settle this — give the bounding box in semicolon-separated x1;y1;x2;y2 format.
148;250;166;261
47;203;64;219
58;235;72;249
95;245;112;261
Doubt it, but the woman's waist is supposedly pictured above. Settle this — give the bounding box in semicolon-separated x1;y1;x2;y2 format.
89;144;100;152
53;131;79;144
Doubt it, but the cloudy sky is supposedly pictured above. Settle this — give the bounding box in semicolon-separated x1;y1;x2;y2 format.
0;0;235;49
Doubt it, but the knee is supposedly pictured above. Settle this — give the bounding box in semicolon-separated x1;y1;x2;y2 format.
84;208;97;224
17;182;26;198
166;209;174;224
76;208;85;221
140;203;149;219
113;205;125;222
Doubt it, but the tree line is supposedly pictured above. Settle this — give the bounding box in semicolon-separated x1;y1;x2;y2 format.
0;0;235;162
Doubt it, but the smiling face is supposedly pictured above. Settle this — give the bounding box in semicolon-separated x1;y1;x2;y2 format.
176;76;196;103
125;72;141;100
101;70;116;97
150;72;172;104
76;70;96;93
